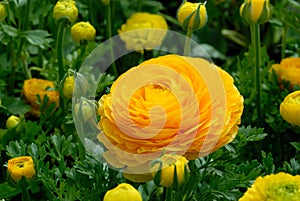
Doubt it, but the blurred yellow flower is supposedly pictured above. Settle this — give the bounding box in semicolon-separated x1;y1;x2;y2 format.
103;183;142;201
71;22;96;43
150;154;189;187
240;0;272;24
0;3;6;22
6;115;20;129
118;12;168;53
97;55;243;180
62;75;74;99
239;172;300;201
53;0;78;23
270;57;300;88
7;156;36;182
101;0;110;5
280;91;300;127
177;1;207;31
22;78;59;117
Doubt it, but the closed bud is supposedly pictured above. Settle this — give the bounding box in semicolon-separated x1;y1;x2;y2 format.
6;115;20;129
62;75;74;99
240;0;272;24
280;91;300;127
71;22;96;43
101;0;110;6
53;0;78;23
177;1;207;31
0;3;6;22
74;97;97;122
103;183;142;201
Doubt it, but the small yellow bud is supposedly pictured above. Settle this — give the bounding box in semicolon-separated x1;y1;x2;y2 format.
7;156;36;183
280;91;300;127
240;0;272;24
0;3;6;22
71;22;96;43
103;183;142;201
62;75;74;99
150;154;189;187
53;0;78;23
74;97;97;122
177;1;207;31
6;115;20;129
101;0;110;6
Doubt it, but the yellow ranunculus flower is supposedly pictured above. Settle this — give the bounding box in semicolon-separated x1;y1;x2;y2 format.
150;154;189;187
7;156;36;182
177;1;207;31
0;3;6;22
240;0;272;24
280;91;300;127
118;12;168;53
239;172;300;201
62;75;74;99
97;55;243;181
53;0;78;23
270;57;300;88
6;115;20;129
71;22;96;43
22;78;59;117
103;183;142;201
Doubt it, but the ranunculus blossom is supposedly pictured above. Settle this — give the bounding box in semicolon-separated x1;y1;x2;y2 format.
53;0;78;23
270;57;300;88
118;12;168;53
7;156;36;182
71;22;96;43
239;172;300;201
22;78;59;117
103;183;142;201
280;90;300;127
97;55;243;179
240;0;272;24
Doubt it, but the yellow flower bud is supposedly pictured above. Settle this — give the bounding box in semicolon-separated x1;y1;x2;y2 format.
280;91;300;127
240;0;272;24
74;97;97;122
0;3;6;22
71;22;96;43
177;1;207;31
62;75;74;99
53;0;78;23
6;115;20;129
103;183;142;201
7;156;36;183
150;154;189;187
101;0;110;6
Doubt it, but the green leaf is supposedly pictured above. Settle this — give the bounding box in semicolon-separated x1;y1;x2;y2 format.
0;182;21;199
1;25;18;38
23;30;52;48
291;142;300;151
1;96;31;115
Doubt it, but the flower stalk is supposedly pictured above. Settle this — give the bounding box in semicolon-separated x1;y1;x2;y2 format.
56;19;68;82
20;178;30;201
183;28;193;56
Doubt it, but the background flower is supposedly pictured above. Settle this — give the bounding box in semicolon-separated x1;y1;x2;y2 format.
280;90;300;127
7;156;36;182
53;0;78;22
103;183;142;201
71;22;96;43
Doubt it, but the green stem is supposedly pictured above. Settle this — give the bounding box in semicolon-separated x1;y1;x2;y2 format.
9;40;17;95
281;23;288;59
183;29;193;56
250;23;263;126
56;19;67;82
107;2;118;76
74;44;87;71
20;178;30;201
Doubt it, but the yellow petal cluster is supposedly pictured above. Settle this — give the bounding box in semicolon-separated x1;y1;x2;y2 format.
150;154;189;187
103;183;142;201
0;3;6;22
280;91;300;127
177;1;207;31
270;57;300;88
7;156;36;182
118;12;168;53
240;0;272;24
6;115;20;129
53;0;78;23
22;78;59;117
97;55;243;179
239;172;300;201
71;22;96;43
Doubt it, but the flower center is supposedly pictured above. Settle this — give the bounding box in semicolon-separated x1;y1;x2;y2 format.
16;162;25;168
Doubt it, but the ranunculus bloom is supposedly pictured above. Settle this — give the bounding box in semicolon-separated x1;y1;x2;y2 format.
71;22;96;43
97;55;243;180
103;183;142;201
7;156;36;182
53;0;78;23
150;154;189;187
118;12;168;53
240;0;272;24
22;78;59;116
177;1;207;31
280;90;300;127
270;57;300;88
239;172;300;201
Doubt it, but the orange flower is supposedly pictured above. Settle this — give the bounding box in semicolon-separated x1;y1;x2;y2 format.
7;156;36;182
97;55;243;180
22;78;59;116
270;57;300;88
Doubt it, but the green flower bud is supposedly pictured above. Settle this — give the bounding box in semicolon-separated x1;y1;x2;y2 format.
177;1;207;31
53;0;78;23
74;97;97;122
0;3;6;22
6;115;20;129
240;0;272;24
71;22;96;43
